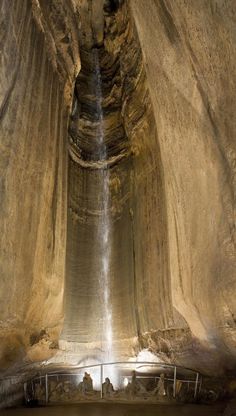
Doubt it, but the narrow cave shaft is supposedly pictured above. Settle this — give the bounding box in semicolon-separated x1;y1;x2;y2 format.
60;0;171;362
61;41;137;360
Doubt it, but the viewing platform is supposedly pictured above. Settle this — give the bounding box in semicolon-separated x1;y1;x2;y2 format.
24;361;204;405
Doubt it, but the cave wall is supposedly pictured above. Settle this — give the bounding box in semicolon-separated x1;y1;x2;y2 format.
130;0;236;373
1;0;236;378
0;0;79;369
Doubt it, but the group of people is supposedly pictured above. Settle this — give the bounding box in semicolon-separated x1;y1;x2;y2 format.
78;370;166;398
125;371;165;397
78;372;114;397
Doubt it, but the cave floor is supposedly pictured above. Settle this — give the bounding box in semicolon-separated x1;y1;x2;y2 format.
1;403;226;416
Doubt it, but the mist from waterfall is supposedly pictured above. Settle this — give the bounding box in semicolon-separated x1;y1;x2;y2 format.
94;49;113;362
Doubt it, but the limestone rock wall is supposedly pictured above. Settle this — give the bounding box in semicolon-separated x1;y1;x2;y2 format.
130;0;236;373
0;0;79;369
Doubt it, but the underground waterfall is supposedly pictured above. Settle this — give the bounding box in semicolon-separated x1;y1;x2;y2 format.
1;0;236;414
94;49;113;361
59;44;119;363
59;1;144;361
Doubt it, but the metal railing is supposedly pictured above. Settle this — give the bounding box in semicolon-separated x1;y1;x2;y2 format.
26;361;202;404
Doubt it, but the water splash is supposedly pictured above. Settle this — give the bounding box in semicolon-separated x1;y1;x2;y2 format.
94;49;113;362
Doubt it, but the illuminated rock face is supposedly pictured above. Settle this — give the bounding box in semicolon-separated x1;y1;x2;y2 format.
0;0;80;368
1;0;236;377
130;0;236;373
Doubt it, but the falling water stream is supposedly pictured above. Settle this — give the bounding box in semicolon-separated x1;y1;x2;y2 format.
94;49;113;362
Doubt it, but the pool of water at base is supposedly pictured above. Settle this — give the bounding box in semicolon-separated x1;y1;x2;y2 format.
1;403;226;416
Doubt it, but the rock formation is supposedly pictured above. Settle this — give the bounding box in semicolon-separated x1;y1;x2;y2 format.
0;0;80;369
0;0;236;380
130;0;236;374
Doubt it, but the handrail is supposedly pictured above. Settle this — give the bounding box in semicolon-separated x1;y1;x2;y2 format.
25;361;202;404
37;361;202;376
